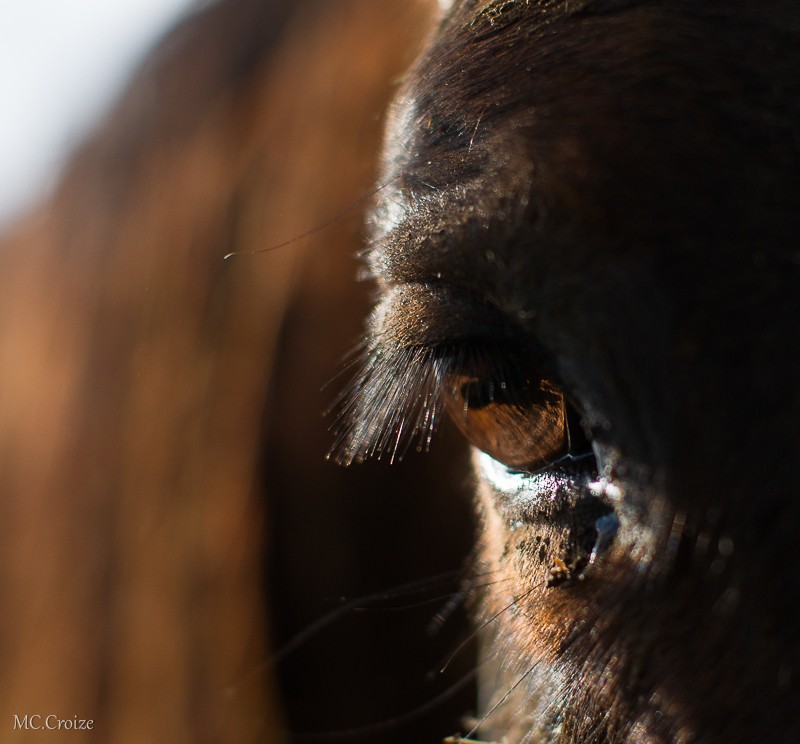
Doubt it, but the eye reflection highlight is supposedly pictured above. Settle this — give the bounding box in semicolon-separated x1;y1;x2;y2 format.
444;372;567;469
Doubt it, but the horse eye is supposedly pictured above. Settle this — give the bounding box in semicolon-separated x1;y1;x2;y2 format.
443;371;567;469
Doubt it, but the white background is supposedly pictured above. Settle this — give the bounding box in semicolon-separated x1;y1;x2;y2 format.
0;0;197;226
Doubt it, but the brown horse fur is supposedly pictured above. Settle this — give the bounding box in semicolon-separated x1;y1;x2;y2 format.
362;1;800;742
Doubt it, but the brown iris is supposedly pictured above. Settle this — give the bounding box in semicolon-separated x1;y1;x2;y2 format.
444;369;567;469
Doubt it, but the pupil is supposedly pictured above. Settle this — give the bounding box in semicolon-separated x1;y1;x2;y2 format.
460;379;497;409
459;370;530;410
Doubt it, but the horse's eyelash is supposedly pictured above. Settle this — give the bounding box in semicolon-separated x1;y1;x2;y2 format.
328;337;522;466
328;341;452;466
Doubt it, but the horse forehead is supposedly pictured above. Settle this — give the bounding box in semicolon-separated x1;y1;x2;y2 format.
376;4;798;309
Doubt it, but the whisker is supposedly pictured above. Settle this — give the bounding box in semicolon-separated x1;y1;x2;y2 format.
458;661;541;743
467;108;486;155
423;568;506;636
292;661;485;742
271;570;466;664
440;581;540;674
353;589;468;614
427;572;521;638
426;588;470;636
222;569;470;701
224;177;399;259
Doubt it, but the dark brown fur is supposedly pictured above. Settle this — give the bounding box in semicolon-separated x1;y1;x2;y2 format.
366;0;800;741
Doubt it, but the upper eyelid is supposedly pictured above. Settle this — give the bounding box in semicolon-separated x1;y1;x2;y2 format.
369;282;525;351
366;194;497;287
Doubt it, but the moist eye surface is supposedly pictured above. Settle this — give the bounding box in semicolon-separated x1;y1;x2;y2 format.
444;370;567;469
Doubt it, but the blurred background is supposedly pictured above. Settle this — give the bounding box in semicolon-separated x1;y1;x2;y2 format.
0;0;194;225
0;1;476;742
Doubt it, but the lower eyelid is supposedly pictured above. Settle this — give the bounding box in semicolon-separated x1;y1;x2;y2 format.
476;449;606;514
476;451;619;567
477;450;535;494
475;452;587;530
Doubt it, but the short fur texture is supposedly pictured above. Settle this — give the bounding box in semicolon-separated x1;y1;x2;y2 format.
352;0;800;741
